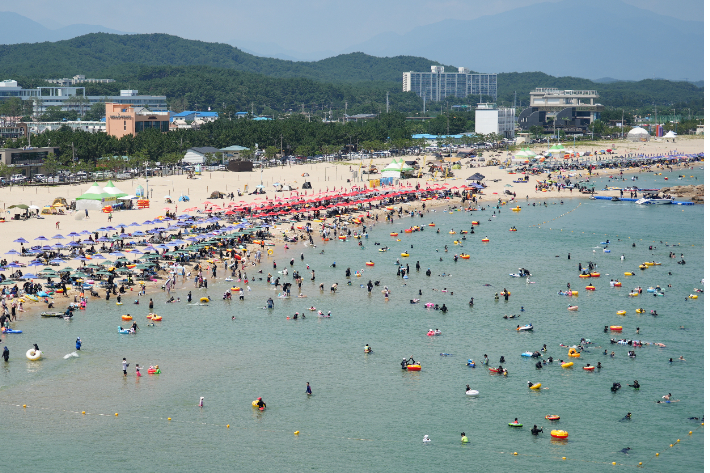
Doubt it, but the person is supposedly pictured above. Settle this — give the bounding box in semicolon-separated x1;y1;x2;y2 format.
624;412;631;420
364;344;372;353
199;397;204;408
466;384;471;392
461;432;469;443
135;363;142;377
531;424;543;435
629;380;640;389
500;355;505;363
33;343;39;352
662;393;671;400
2;346;8;362
423;435;431;443
512;418;519;424
76;337;81;351
149;298;154;309
256;397;266;409
483;354;489;365
597;361;603;369
401;358;408;370
407;355;416;365
122;357;128;376
306;382;312;395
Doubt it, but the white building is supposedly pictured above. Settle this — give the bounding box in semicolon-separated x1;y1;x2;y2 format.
475;103;516;139
182;147;223;165
0;80;167;116
403;66;497;102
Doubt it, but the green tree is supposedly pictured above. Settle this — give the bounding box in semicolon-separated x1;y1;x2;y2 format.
84;101;107;121
42;153;63;177
264;146;279;160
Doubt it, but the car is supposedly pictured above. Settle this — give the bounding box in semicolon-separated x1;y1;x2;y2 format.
33;174;47;183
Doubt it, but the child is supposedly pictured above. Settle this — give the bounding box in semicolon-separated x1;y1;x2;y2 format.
136;364;142;377
122;358;128;376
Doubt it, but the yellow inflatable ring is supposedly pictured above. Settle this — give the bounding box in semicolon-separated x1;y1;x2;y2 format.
617;310;626;315
624;272;633;276
26;349;42;361
401;253;410;257
267;249;274;255
200;297;209;303
635;309;645;313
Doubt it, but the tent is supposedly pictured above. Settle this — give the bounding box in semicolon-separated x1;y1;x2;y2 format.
663;131;677;138
383;159;414;173
102;181;128;198
75;182;110;211
626;127;650;142
466;173;485;181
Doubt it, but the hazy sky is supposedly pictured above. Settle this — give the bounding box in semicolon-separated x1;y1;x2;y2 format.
5;0;704;54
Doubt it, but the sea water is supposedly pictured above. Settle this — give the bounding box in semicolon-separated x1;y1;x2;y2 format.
0;191;703;472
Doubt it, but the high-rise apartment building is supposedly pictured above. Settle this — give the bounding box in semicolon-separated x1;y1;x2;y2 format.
403;66;497;102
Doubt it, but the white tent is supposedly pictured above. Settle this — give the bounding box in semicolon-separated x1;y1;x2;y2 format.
381;171;401;179
627;127;650;142
102;180;128;198
664;131;677;138
75;182;109;211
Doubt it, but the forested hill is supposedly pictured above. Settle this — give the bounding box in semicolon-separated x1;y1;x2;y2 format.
0;33;446;83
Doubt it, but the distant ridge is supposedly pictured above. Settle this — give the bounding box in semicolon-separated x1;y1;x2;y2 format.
0;11;128;45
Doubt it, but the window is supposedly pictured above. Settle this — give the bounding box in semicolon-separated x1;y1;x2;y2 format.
124;120;126;131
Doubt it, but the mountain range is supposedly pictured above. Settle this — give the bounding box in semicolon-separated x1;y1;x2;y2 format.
342;0;703;81
0;1;702;82
0;11;128;44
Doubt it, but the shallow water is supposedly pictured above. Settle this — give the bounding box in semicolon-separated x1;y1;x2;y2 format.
0;193;703;472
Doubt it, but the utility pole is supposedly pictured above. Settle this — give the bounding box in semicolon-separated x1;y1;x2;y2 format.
423;95;426;114
386;91;389;113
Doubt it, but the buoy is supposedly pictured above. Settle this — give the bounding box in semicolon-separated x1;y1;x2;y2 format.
22;404;26;408
82;411;86;414
513;452;518;455
562;457;566;460
168;417;171;421
612;462;616;465
227;424;230;428
689;431;693;434
639;462;642;466
115;413;118;416
294;431;300;435
656;453;659;456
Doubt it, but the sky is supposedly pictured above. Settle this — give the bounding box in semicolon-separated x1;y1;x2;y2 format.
4;0;703;56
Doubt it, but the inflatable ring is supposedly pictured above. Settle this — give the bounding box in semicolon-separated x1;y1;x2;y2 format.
407;365;421;371
390;233;399;236
338;236;347;240
365;262;374;266
568;348;580;357
585;286;595;291
200;297;209;303
550;430;568;439
636;309;645;313
590;272;600;277
471;221;479;225
545;415;560;421
401;253;410;257
481;238;490;242
121;315;132;321
624;272;633;276
579;274;590;278
460;254;470;259
617;310;626;315
561;362;574;368
508;423;524;427
610;326;622;331
267;249;273;255
26;349;41;361
689;295;698;299
428;224;435;227
583;365;595;371
529;383;541;390
151;315;162;321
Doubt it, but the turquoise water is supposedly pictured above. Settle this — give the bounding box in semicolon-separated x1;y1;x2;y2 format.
0;192;703;472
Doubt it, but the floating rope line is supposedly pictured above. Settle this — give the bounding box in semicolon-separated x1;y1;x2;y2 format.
529;202;583;228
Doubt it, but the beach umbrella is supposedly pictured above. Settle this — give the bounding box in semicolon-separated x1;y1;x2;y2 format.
142;220;153;225
81;239;94;244
96;227;108;232
13;238;28;244
34;236;48;241
52;234;65;240
97;237;112;242
104;226;117;231
0;280;16;286
129;222;141;227
49;258;64;264
74;256;88;261
41;245;52;251
80;230;91;235
109;252;124;257
91;254;106;259
4;249;19;255
28;260;43;267
8;204;29;210
116;224;127;228
20;273;37;279
67;232;80;238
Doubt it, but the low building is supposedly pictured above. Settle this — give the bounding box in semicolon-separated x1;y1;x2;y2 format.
30;121;105;134
183;147;222;165
474;103;516;139
105;104;170;139
0;122;28;140
0;80;167;116
45;75;116;86
0;146;60;179
517;88;603;133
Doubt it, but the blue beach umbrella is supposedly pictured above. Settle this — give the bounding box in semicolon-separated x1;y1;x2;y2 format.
34;236;48;241
129;222;141;227
13;238;28;244
52;234;65;240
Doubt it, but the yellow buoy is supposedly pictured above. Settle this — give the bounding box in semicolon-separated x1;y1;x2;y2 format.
562;457;566;460
689;431;693;434
168;417;172;421
23;404;26;408
639;462;642;466
612;462;616;465
82;411;86;415
294;431;300;435
656;453;659;456
115;413;118;416
513;452;518;455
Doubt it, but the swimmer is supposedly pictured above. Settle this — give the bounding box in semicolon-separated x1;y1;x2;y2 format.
423;435;431;443
662;393;672;400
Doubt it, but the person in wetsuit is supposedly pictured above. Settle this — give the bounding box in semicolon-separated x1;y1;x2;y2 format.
531;425;543;435
255;397;266;409
401;358;408;370
2;346;8;361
